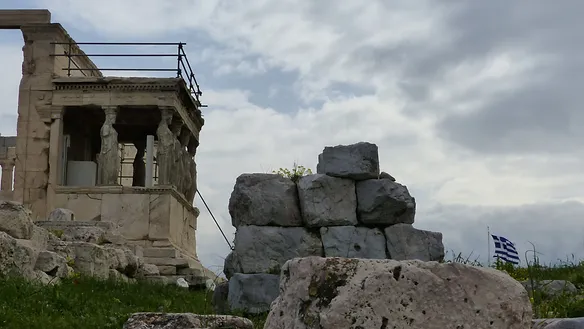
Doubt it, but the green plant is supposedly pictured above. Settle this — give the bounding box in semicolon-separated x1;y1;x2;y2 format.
273;162;313;183
65;256;75;268
50;229;64;239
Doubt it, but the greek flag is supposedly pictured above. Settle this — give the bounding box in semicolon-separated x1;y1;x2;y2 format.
491;234;520;265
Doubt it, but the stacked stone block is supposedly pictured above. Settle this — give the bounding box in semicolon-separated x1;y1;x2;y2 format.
222;142;445;314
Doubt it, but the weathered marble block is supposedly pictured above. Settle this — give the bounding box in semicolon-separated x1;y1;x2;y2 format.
384;223;444;262
320;226;386;259
297;174;357;227
316;142;380;180
229;174;302;227
228;273;280;314
233;225;323;274
356;178;416;225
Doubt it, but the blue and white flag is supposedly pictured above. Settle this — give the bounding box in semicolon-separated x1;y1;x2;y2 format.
491;234;520;265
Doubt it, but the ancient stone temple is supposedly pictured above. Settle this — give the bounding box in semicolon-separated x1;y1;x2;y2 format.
0;10;207;274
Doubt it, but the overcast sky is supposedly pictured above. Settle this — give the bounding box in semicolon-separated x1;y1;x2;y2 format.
1;1;584;274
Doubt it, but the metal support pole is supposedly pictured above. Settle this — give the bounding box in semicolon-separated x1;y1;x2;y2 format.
145;135;154;187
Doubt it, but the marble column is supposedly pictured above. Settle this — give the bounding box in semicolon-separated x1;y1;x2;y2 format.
0;159;15;191
132;138;146;187
97;106;120;185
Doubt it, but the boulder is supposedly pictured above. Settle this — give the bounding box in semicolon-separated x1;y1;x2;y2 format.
228;273;280;314
223;251;242;279
521;280;578;297
379;171;396;181
316;142;379;180
234;225;323;274
123;313;254;329
532;318;584;328
47;208;75;221
212;282;230;314
0;231;37;279
137;263;160;277
0;201;34;239
384;223;444;262
16;225;50;250
297;174;358;227
320;226;386;259
34;250;69;278
228;173;302;227
50;241;110;279
264;257;532;329
355;179;416;225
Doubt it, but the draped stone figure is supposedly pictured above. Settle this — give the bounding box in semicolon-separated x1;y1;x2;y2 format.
98;106;119;185
178;127;192;200
156;108;175;186
132;138;146;187
185;139;198;203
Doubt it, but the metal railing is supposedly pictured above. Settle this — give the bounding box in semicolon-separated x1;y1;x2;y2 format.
50;42;204;106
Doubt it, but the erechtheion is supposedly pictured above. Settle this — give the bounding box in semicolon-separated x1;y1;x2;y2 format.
0;9;205;268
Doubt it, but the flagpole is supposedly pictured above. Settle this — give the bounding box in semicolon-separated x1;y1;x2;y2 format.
487;226;491;267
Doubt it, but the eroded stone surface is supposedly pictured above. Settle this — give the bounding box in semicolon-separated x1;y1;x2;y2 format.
532;318;584;328
265;257;532;329
316;142;380;180
0;201;34;239
123;313;254;329
234;225;323;274
384;224;444;262
320;226;386;259
0;231;37;279
223;251;242;279
48;208;74;221
297;174;357;227
34;250;69;278
229;174;302;227
356;179;416;225
228;273;280;314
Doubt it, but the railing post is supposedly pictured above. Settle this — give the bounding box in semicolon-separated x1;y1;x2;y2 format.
67;41;72;76
176;43;183;78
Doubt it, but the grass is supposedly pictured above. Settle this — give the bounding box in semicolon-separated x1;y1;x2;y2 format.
446;250;584;319
0;274;267;329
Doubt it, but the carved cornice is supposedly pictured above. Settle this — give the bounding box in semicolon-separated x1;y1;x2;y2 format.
37;105;65;122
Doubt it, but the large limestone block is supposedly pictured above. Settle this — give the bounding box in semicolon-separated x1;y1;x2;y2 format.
229;174;302;227
16;224;49;250
0;232;37;278
35;221;114;244
297;174;357;227
50;241;110;279
316;142;380;180
356;179;416;225
228;273;280;314
0;201;34;239
123;313;253;329
223;251;242;279
320;226;386;259
384;224;445;262
234;226;323;274
265;257;532;329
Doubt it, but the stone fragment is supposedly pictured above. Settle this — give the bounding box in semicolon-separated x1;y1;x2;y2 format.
228;173;302;227
384;223;444;262
265;257;532;329
297;174;357;227
234;226;323;274
34;250;69;278
317;142;380;180
532;318;584;328
223;251;242;279
176;277;189;288
521;280;578;297
379;171;396;181
48;208;75;221
355;179;416;225
123;313;253;329
212;282;230;314
0;232;37;278
137;263;160;277
16;224;49;250
228;273;280;314
320;226;386;259
0;201;34;239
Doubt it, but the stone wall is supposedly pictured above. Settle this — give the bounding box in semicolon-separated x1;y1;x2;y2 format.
220;142;445;314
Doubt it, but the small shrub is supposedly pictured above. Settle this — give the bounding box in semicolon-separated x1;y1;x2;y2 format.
273;162;313;183
50;229;64;239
